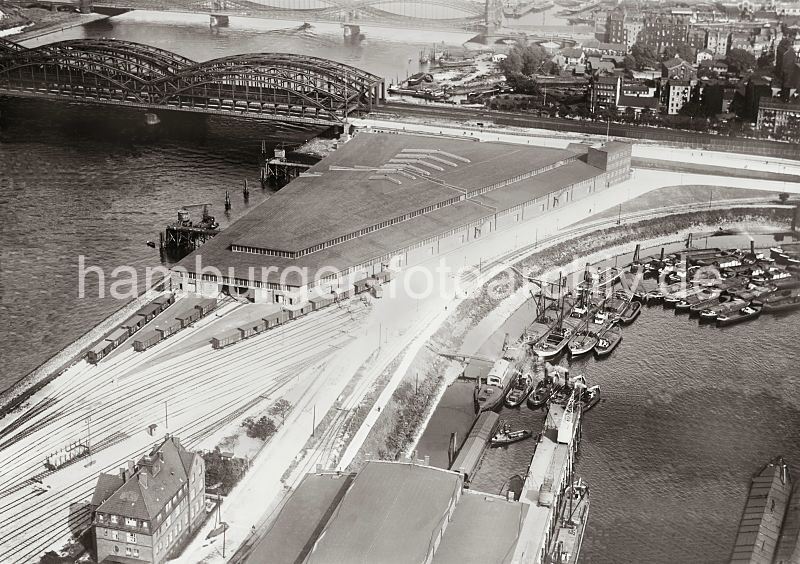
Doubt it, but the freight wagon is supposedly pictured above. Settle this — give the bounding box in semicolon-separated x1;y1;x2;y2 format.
87;340;114;364
153;292;175;311
310;294;335;311
156;319;182;339
263;308;290;328
212;329;242;349
176;309;201;328
136;303;161;323
288;304;313;320
238;319;267;339
195;298;217;317
105;327;129;348
121;314;146;336
133;331;162;352
353;277;371;294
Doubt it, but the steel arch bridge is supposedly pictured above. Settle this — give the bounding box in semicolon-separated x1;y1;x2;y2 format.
0;38;385;125
80;0;490;30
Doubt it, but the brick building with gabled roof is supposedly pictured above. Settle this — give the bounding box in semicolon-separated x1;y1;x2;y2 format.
91;435;205;563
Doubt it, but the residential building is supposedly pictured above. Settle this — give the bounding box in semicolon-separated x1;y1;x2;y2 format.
624;17;644;50
622;82;657;97
662;57;696;80
582;40;627;57
605;9;626;45
696;48;714;65
687;29;707;55
590;74;621;112
559;47;586;67
757;98;800;140
662;79;693;114
640;13;690;53
91;436;206;564
706;28;731;57
729;31;755;53
617;94;660;116
699;58;730;76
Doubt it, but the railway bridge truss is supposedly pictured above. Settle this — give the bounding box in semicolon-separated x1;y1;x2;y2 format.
0;38;385;126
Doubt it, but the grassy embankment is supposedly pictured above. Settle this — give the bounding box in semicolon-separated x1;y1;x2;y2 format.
350;207;793;467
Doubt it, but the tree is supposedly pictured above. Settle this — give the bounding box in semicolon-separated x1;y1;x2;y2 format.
499;43;550;78
679;101;705;118
630;41;658;69
662;44;694;63
726;48;757;74
775;36;793;81
242;416;277;440
623;54;637;71
269;398;292;425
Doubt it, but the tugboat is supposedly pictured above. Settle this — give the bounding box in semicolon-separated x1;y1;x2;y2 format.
716;304;762;327
490;421;534;447
580;385;601;413
527;364;563;410
504;370;533;407
474;358;515;413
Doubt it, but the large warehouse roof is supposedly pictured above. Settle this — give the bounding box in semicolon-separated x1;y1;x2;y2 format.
175;133;616;287
305;462;462;564
232;133;574;253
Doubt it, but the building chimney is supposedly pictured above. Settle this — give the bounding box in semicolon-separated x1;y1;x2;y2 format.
139;469;148;489
126;460;135;479
120;467;127;483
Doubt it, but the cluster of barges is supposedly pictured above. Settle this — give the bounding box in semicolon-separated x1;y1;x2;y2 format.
627;244;800;328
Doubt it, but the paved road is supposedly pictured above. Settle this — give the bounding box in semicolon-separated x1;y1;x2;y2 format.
378;102;800;160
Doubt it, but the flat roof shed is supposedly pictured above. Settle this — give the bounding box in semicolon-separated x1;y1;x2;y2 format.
433;492;526;564
305;461;463;564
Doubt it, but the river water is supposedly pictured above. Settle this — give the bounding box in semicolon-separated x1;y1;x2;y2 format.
2;12;798;564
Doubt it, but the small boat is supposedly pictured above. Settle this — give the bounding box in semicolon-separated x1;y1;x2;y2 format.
567;329;598;358
490;423;533;447
617;299;642;325
580;385;601;413
700;298;746;323
532;325;572;360
504;371;533;407
689;295;729;317
761;288;800;313
594;325;622;358
716;305;762;327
